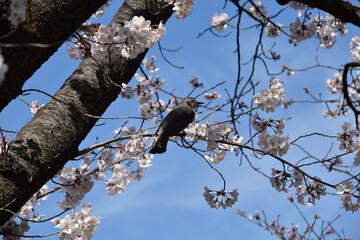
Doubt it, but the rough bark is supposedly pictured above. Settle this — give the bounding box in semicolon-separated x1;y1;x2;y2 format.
276;0;360;28
0;0;108;111
0;0;173;226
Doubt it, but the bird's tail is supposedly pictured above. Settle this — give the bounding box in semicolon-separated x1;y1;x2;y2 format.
149;133;169;154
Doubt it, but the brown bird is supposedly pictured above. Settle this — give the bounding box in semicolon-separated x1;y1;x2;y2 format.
149;97;203;154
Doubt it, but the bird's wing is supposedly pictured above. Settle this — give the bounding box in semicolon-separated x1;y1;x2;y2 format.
162;106;194;136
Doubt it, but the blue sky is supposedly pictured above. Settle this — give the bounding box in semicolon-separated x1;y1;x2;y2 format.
1;0;360;239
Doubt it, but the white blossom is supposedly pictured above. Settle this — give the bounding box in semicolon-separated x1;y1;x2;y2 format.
335;181;353;195
52;203;100;240
105;164;133;195
30;100;44;114
265;22;283;38
9;0;26;26
203;187;239;209
253;77;285;113
92;0;112;18
211;13;229;32
350;35;360;61
68;16;166;60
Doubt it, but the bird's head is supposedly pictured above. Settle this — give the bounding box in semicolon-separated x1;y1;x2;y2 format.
181;97;204;109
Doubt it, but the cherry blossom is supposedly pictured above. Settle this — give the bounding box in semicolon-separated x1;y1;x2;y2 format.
335;181;353;195
350;35;360;61
204;91;221;100
142;56;160;73
172;0;194;19
295;177;326;206
269;168;289;193
92;0;112;18
313;14;347;48
68;16;166;60
0;184;48;239
340;193;359;212
138;100;165;118
247;0;268;19
211;12;229;32
114;126;137;136
253;77;285;113
265;22;283;38
52;203;100;240
203;186;239;209
56;166;95;210
288;1;307;10
8;0;26;26
337;122;359;152
30;100;44;114
289;17;316;44
105;164;133;195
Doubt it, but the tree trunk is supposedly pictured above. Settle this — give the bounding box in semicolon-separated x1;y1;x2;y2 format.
0;0;173;226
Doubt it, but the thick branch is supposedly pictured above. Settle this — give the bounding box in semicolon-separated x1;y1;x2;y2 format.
0;0;173;226
0;0;108;111
342;62;360;128
276;0;360;28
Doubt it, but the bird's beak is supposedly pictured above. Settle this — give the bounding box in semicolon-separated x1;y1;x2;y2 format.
197;102;204;105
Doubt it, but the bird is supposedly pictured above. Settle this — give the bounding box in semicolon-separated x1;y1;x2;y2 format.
149;97;203;154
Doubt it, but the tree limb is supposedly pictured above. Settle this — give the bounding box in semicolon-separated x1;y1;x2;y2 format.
0;0;108;111
276;0;360;28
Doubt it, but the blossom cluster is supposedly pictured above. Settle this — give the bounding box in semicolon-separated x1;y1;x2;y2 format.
289;17;316;44
52;203;100;240
253;77;286;113
335;181;360;212
326;71;343;94
204;91;221;100
288;1;307;10
270;168;293;193
244;209;302;240
296;177;326;206
30;100;44;114
142;56;160;73
258;131;290;157
0;185;48;239
211;12;229;32
350;35;360;61
95;133;152;194
67;16;166;60
185;121;243;163
138;100;166;119
337;122;360;166
270;168;326;206
324;71;360;119
251;112;290;157
54;130;152;210
8;0;26;26
288;11;347;47
119;57;164;102
189;77;203;88
56;166;95;210
265;22;283;38
160;0;194;19
92;0;112;18
313;14;347;48
203;187;239;209
105;163;133;195
247;0;268;19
